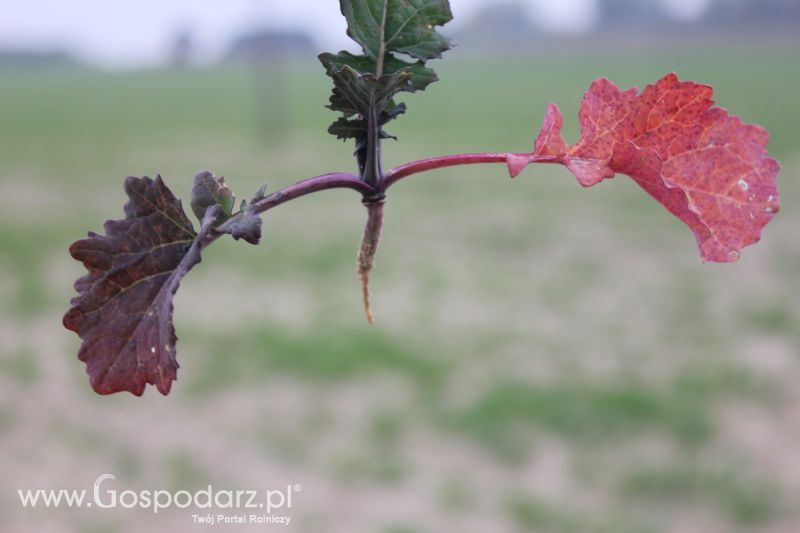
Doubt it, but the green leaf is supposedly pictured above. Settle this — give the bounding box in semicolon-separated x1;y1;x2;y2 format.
322;1;453;146
340;0;454;61
328;103;406;141
320;51;437;93
320;51;419;142
328;117;367;140
320;54;413;115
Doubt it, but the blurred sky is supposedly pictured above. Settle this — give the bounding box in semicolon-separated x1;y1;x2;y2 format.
0;0;712;68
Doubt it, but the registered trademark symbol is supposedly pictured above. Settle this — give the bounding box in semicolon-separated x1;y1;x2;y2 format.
293;484;302;492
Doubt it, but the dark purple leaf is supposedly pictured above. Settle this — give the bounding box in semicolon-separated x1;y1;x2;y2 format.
63;176;219;396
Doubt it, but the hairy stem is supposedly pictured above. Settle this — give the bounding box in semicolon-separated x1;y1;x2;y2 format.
358;201;384;324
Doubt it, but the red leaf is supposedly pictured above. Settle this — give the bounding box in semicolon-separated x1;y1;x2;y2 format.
511;73;780;262
63;176;217;396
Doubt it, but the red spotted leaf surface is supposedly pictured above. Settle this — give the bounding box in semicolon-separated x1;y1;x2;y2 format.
63;176;218;396
510;73;780;262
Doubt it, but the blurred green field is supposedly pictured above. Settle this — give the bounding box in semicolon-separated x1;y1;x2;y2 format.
1;47;799;533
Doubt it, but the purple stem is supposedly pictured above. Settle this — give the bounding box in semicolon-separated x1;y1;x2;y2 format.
215;151;559;236
214;172;372;235
382;152;560;191
250;172;374;215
